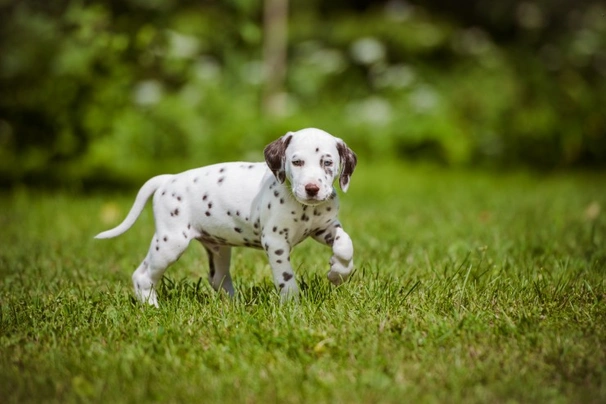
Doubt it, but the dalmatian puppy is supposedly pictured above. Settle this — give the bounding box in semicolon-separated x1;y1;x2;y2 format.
95;127;357;306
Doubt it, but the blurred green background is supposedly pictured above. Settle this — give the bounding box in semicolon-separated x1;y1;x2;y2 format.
1;0;605;189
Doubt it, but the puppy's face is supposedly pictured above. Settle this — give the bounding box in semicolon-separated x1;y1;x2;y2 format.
264;128;357;206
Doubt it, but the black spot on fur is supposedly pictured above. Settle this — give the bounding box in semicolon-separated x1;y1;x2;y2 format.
327;207;332;211
174;208;179;216
183;232;188;238
163;236;168;242
275;249;284;256
218;177;225;184
279;283;285;289
283;272;293;281
205;211;211;216
301;214;309;221
316;229;326;236
234;227;242;233
277;259;283;264
219;167;225;173
280;198;284;204
274;190;279;197
273;226;277;232
268;203;271;210
203;194;208;201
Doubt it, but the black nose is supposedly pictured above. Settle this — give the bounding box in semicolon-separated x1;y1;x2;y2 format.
305;183;320;197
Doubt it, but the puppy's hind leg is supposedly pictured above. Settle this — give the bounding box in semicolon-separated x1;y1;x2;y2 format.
132;233;190;307
202;244;234;296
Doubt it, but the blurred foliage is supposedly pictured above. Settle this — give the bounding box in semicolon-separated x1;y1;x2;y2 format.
0;0;605;187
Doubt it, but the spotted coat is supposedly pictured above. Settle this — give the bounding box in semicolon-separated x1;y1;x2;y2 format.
95;128;357;306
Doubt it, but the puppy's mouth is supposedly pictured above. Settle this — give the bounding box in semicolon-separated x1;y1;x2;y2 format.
296;196;326;206
292;189;336;206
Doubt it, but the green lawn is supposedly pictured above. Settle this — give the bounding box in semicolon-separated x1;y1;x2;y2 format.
1;163;605;403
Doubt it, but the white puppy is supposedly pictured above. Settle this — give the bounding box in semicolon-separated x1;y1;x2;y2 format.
96;128;357;305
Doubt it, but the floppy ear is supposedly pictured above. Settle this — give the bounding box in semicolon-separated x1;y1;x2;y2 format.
336;140;357;192
264;132;293;183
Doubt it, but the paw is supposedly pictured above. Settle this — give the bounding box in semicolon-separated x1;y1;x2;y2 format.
134;284;159;307
279;283;300;304
327;255;354;285
327;228;354;285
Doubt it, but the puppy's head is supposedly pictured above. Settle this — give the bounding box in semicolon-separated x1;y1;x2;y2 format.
264;128;357;205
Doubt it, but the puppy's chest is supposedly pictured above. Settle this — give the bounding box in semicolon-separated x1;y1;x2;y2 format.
184;172;338;248
256;189;339;247
271;205;336;241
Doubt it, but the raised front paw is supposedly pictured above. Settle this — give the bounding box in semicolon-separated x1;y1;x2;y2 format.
327;255;354;285
327;227;354;285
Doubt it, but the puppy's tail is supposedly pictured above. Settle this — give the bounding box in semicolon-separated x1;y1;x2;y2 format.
95;175;172;239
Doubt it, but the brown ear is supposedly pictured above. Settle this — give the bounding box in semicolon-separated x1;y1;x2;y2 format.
336;140;357;192
264;132;293;183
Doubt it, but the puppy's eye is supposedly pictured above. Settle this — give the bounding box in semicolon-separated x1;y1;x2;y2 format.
292;159;304;167
323;160;333;167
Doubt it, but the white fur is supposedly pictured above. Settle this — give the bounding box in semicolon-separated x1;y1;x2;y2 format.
96;128;357;306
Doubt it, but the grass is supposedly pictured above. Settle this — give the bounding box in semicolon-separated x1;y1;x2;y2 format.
1;162;605;403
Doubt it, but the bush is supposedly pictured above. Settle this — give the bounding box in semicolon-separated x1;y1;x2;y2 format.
0;1;604;188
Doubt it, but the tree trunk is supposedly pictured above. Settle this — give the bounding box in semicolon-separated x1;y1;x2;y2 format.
263;0;288;116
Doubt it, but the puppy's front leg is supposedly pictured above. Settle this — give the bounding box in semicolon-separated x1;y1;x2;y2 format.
313;222;354;285
263;235;298;303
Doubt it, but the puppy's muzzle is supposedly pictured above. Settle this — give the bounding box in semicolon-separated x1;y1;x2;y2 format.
305;183;320;197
